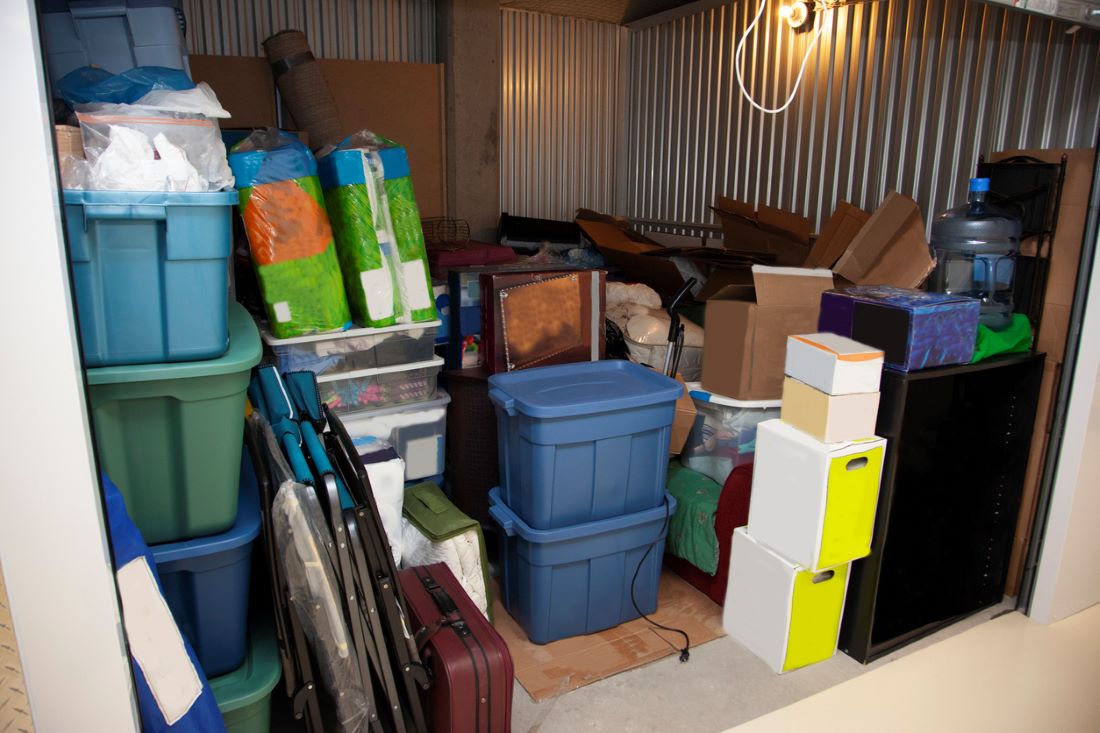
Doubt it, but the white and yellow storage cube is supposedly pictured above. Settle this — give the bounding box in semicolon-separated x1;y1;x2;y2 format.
748;419;885;571
780;376;880;443
785;333;884;395
723;528;849;673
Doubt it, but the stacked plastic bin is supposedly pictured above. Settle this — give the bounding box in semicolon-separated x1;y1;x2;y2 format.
723;333;887;673
679;384;781;485
65;189;272;706
485;361;683;644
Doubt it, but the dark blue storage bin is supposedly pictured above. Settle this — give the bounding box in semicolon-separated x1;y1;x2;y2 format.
489;487;675;644
152;450;261;677
488;361;682;530
63;189;238;366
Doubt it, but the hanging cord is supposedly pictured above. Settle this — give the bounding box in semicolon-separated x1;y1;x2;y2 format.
735;0;831;115
630;496;691;662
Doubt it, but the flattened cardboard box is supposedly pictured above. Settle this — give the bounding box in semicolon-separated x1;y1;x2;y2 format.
669;376;697;456
711;197;812;267
702;266;835;401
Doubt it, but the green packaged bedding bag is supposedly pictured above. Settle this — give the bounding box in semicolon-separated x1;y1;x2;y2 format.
320;131;437;324
229;129;351;338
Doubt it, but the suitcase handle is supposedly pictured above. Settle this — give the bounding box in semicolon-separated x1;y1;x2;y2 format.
422;576;459;616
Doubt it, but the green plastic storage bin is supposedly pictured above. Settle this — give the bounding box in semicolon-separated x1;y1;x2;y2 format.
86;302;262;544
211;622;282;733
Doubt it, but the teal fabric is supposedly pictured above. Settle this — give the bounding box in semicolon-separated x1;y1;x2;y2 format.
666;461;722;575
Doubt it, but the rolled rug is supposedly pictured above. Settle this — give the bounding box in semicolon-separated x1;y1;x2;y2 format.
263;30;342;149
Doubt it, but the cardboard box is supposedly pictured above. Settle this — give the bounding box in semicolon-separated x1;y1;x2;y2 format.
723;528;849;674
785;333;884;395
833;192;935;289
804;202;872;269
577;217;687;297
54;125;83;158
711;197;812;266
780;377;880;444
748;419;885;571
702;266;834;401
819;286;981;371
669;376;697;455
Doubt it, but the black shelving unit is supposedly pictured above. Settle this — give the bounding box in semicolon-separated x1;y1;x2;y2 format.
838;353;1045;663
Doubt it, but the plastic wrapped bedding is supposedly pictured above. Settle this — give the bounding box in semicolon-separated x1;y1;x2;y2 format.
319;131;436;325
229;129;351;338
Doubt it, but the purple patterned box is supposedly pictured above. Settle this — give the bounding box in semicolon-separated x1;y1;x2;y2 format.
819;286;980;371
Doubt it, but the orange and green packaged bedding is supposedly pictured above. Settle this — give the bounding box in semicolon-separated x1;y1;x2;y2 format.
229;130;351;338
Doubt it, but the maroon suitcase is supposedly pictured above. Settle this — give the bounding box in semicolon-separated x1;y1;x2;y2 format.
399;563;514;733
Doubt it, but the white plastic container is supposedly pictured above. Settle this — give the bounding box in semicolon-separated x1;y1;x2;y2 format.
263;321;440;377
318;355;444;415
679;383;780;485
342;391;451;481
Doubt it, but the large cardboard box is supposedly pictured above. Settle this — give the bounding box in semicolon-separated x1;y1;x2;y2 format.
780;378;880;444
723;528;849;674
832;192;935;288
711;197;812;266
748;419;885;571
702;266;835;401
785;333;884;395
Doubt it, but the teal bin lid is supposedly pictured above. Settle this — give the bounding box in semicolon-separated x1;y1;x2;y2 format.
86;302;262;385
487;361;682;419
211;621;281;713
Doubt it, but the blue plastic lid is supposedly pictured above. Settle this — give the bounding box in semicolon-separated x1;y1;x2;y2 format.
969;177;990;192
488;487;676;542
487;361;682;419
151;451;261;563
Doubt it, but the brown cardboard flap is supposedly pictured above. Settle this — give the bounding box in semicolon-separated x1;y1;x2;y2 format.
833;192;934;288
577;219;662;254
751;266;835;307
578;219;685;296
711;197;811;266
804;202;871;269
758;204;812;244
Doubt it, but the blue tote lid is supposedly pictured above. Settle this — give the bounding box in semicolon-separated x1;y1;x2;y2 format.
488;360;682;419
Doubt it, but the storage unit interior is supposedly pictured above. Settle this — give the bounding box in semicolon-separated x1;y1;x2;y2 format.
15;0;1100;731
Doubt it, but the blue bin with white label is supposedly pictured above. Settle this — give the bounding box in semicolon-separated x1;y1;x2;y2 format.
152;450;261;678
488;360;682;530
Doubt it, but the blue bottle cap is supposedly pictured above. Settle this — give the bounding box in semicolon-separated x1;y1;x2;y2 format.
970;177;991;192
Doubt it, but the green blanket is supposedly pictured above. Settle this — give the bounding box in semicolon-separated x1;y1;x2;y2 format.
666;461;722;575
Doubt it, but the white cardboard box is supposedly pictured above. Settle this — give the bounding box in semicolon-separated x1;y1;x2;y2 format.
723;528;850;674
748;419;886;571
780;377;880;443
785;333;884;395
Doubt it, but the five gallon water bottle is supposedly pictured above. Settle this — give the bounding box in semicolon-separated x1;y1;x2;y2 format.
929;177;1022;331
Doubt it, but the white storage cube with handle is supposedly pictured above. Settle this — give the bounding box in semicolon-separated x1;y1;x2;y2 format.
724;528;849;674
747;419;886;571
785;333;883;395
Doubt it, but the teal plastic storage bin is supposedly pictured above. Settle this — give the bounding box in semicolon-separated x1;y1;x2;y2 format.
211;622;282;733
489;487;675;644
63;189;238;367
488;361;682;530
87;303;261;544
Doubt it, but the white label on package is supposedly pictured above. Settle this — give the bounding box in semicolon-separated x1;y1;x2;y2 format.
116;557;202;725
404;435;442;477
274;301;292;322
401;260;433;312
362;259;395;322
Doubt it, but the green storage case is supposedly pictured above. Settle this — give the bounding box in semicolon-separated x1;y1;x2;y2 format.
86;303;262;544
211;622;282;733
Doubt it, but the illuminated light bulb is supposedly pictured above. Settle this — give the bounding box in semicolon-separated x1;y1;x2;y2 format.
782;0;812;30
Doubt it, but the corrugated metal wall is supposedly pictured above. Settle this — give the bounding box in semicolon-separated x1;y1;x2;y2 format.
500;9;629;220
627;0;1100;232
181;0;436;61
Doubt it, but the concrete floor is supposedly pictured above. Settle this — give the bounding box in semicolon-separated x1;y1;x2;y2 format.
509;600;1013;733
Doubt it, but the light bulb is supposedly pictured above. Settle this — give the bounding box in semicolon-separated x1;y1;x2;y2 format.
782;1;812;30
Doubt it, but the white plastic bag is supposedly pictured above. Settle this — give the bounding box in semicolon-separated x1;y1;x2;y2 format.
134;82;232;119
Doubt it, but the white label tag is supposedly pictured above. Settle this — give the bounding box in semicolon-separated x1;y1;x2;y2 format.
403;435;441;477
401;259;432;312
116;558;202;726
274;301;292;323
361;259;395;322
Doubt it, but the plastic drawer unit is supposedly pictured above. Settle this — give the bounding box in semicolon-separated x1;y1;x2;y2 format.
64;189;238;367
210;622;282;733
679;383;780;485
262;320;440;376
488;361;682;530
152;454;261;677
342;390;451;481
86;302;261;544
489;488;676;644
318;355;444;415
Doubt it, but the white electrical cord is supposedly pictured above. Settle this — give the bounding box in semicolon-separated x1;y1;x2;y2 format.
735;0;831;115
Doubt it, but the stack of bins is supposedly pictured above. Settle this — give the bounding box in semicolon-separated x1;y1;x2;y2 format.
723;333;886;673
66;189;264;683
486;361;683;644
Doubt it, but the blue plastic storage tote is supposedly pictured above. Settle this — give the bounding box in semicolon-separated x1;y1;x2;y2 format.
152;451;261;678
489;487;675;644
64;189;238;367
488;361;682;530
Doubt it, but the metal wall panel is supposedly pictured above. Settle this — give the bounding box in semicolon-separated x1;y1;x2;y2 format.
501;9;629;220
181;0;436;62
627;0;1100;232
